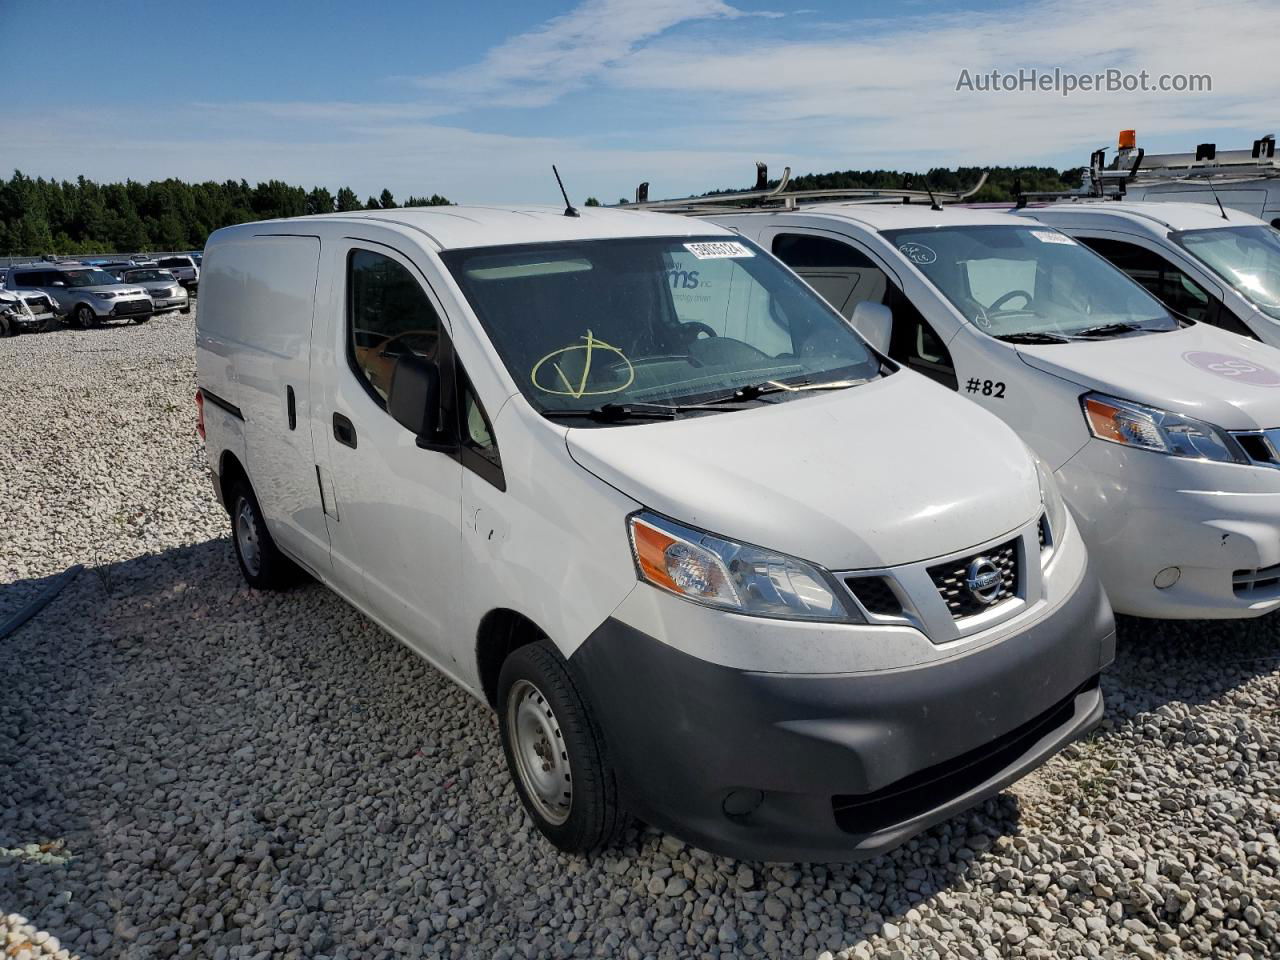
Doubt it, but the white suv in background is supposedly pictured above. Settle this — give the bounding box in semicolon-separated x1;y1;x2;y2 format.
156;255;199;291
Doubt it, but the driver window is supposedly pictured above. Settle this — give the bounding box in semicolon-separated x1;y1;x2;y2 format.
665;250;790;356
347;248;442;408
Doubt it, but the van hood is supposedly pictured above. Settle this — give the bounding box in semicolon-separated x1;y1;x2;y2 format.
565;373;1040;571
1015;324;1280;430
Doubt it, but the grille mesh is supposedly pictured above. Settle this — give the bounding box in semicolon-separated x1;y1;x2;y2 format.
927;539;1019;619
844;576;903;617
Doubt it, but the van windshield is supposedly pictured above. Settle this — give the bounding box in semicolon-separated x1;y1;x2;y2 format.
883;225;1178;342
441;236;881;417
1175;225;1280;320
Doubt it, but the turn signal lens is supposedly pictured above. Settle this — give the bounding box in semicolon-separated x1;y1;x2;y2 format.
630;516;739;608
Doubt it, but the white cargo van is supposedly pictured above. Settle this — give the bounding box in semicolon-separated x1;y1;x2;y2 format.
1011;201;1280;347
196;205;1113;862
703;202;1280;619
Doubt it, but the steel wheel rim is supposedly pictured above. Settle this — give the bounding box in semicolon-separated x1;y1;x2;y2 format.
507;678;572;825
235;499;262;576
78;306;93;328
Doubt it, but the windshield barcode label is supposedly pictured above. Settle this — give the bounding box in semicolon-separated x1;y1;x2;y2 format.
684;241;754;259
1030;230;1075;245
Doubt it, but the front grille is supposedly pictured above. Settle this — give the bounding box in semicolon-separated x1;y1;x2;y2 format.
114;299;149;315
927;539;1019;619
832;678;1097;836
1037;514;1051;552
844;576;903;617
1230;429;1280;468
1233;564;1280;596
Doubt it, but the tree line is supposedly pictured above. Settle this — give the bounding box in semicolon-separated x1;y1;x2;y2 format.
0;172;452;257
0;164;1084;257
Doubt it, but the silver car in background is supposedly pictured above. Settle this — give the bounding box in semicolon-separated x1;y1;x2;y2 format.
3;264;153;328
116;268;190;315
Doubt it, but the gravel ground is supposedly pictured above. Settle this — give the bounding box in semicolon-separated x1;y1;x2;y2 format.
1;310;1278;960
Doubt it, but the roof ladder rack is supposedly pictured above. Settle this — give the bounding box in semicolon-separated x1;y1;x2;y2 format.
618;164;989;215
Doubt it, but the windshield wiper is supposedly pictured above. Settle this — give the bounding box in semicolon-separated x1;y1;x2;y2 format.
1071;321;1152;339
700;378;866;405
992;331;1073;344
544;403;679;423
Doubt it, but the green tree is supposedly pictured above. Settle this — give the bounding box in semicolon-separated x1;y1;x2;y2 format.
307;187;335;216
584;197;601;206
379;189;397;209
336;187;361;212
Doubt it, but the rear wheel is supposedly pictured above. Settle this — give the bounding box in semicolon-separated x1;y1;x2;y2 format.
74;304;96;329
497;641;627;853
229;481;297;590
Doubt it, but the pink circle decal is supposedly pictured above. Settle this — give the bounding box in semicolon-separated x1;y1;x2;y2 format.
1183;351;1280;387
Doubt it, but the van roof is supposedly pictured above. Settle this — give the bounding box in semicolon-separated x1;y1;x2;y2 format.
223;204;734;251
1015;200;1270;234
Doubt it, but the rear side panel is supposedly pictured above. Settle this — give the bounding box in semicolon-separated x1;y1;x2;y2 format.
197;232;330;576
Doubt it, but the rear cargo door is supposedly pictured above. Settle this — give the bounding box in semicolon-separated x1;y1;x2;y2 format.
218;233;332;577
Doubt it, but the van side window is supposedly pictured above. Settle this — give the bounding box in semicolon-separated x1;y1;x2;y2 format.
1077;236;1256;338
770;233;957;389
458;370;504;490
771;233;888;317
347;249;443;407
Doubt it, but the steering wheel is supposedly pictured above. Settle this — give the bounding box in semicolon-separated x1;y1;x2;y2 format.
989;290;1034;312
679;321;718;340
377;328;439;358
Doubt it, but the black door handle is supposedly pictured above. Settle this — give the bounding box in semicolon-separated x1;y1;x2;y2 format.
333;412;357;449
286;386;296;430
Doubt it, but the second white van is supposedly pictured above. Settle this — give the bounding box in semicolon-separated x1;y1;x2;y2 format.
196;205;1113;862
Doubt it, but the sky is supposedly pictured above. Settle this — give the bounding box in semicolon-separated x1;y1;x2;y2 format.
4;0;1277;205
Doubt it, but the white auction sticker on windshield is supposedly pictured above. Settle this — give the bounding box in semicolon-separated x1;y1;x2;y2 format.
1030;230;1075;245
683;241;755;259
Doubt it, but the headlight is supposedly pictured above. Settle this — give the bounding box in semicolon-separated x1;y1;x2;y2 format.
94;291;118;300
1033;455;1068;543
628;511;859;622
1082;393;1247;464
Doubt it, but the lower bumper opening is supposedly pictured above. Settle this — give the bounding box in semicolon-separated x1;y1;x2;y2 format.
831;677;1097;835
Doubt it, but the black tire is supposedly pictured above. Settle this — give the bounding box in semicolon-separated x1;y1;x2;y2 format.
0;315;10;338
228;480;297;590
74;304;96;329
497;641;627;853
134;314;152;324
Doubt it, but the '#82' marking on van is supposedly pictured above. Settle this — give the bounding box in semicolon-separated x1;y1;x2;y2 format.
965;378;1006;398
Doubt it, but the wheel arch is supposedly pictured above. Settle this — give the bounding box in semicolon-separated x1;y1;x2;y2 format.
476;608;547;710
217;450;251;516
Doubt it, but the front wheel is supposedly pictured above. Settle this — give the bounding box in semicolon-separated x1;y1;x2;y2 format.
497;641;627;853
0;315;11;337
133;314;151;324
75;304;96;329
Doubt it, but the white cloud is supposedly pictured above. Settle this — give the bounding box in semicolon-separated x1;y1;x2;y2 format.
602;0;1280;165
413;0;756;108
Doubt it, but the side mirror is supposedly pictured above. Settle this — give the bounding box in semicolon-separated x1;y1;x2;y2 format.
851;301;893;355
51;281;66;287
388;354;441;441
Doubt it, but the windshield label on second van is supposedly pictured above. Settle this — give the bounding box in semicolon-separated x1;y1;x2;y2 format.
898;243;937;265
1030;230;1076;245
683;242;754;260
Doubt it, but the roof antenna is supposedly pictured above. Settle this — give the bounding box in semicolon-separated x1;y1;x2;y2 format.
921;174;942;212
552;165;579;218
1204;176;1229;221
